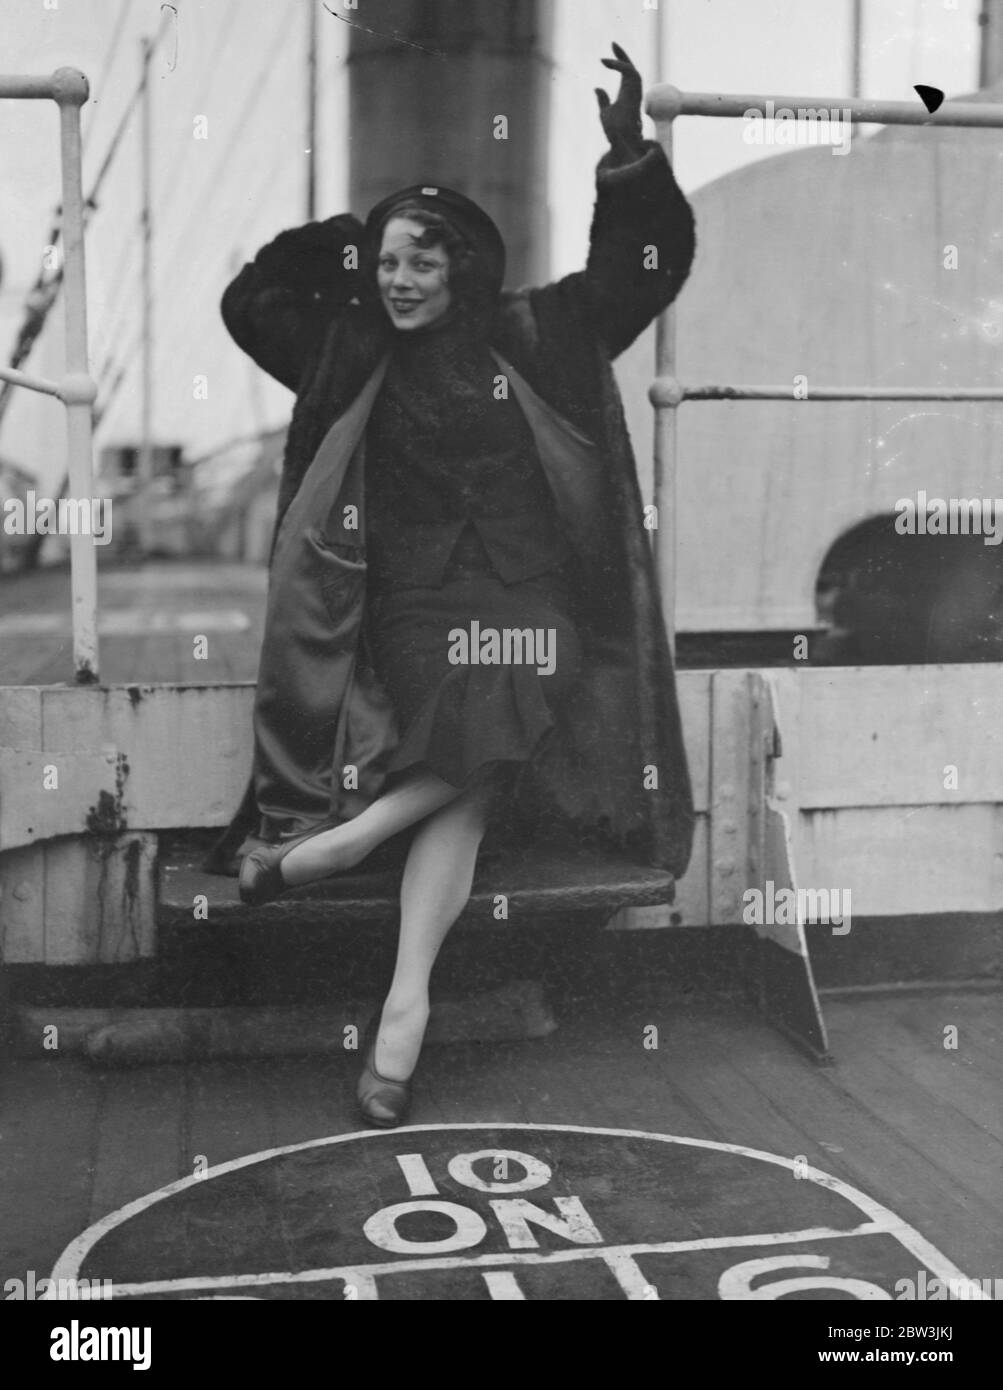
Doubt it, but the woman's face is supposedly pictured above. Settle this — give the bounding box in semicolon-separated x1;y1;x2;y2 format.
377;218;452;331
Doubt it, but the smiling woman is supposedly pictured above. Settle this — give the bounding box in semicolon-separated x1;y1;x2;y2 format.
377;217;453;331
366;187;507;337
215;44;697;1130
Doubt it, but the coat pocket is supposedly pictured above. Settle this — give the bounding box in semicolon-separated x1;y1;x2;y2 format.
306;528;367;634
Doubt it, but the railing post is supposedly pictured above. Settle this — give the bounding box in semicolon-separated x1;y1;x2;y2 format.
647;84;684;658
53;66;99;683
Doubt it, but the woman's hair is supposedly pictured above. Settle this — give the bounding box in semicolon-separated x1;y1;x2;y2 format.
366;204;497;327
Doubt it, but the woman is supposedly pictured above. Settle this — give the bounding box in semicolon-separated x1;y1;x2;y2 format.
216;45;696;1127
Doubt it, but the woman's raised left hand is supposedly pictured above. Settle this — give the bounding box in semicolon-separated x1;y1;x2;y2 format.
595;43;646;161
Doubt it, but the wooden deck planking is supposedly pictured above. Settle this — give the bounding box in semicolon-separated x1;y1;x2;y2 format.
87;1065;188;1226
840;993;1003;1144
475;1010;723;1138
3;634;70;686
743;1046;998;1243
0;561;266;688
253;1054;356;1146
823;999;1003;1213
0;1060;103;1282
895;993;1003;1076
199;628;236;682
2;988;999;1289
844;1047;1003;1207
725;1002;1003;1275
657;1007;822;1154
184;1059;278;1175
431;1036;592;1128
421;1039;531;1126
209;626;262;683
127;630;181;686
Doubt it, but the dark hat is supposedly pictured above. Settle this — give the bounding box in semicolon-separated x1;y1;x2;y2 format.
364;184;506;293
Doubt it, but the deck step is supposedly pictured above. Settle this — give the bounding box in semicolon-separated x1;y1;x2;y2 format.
11;980;557;1064
158;838;675;929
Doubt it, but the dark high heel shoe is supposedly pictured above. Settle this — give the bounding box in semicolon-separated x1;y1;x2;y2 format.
237;822;337;906
357;1018;414;1129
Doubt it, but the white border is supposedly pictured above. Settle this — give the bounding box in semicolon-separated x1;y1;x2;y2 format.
48;1123;987;1299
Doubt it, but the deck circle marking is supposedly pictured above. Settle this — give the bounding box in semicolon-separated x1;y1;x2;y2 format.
47;1124;987;1301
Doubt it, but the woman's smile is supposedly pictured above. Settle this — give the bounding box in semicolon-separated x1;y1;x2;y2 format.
378;217;452;331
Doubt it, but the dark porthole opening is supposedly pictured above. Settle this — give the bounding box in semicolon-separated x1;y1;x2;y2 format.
812;514;1003;665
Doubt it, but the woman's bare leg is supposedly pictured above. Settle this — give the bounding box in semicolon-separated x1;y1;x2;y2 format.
373;776;495;1083
281;767;460;886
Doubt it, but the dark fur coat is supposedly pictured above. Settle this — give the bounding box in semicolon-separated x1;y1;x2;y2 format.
207;141;697;877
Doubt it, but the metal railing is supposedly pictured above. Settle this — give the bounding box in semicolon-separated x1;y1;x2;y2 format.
0;69;98;681
646;86;1003;652
6;76;1003;679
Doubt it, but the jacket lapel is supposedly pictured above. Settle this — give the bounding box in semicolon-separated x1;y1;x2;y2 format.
272;356;390;570
490;349;606;562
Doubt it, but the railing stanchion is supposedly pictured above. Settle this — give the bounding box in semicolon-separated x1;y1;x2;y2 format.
648;85;684;658
53;67;99;684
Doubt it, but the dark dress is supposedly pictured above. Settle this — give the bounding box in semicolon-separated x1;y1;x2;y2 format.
363;316;583;792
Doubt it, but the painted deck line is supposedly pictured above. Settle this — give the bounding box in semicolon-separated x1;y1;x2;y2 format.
104;1224;886;1298
47;1123;989;1300
480;1271;526;1300
602;1249;660;1299
0;610;250;636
